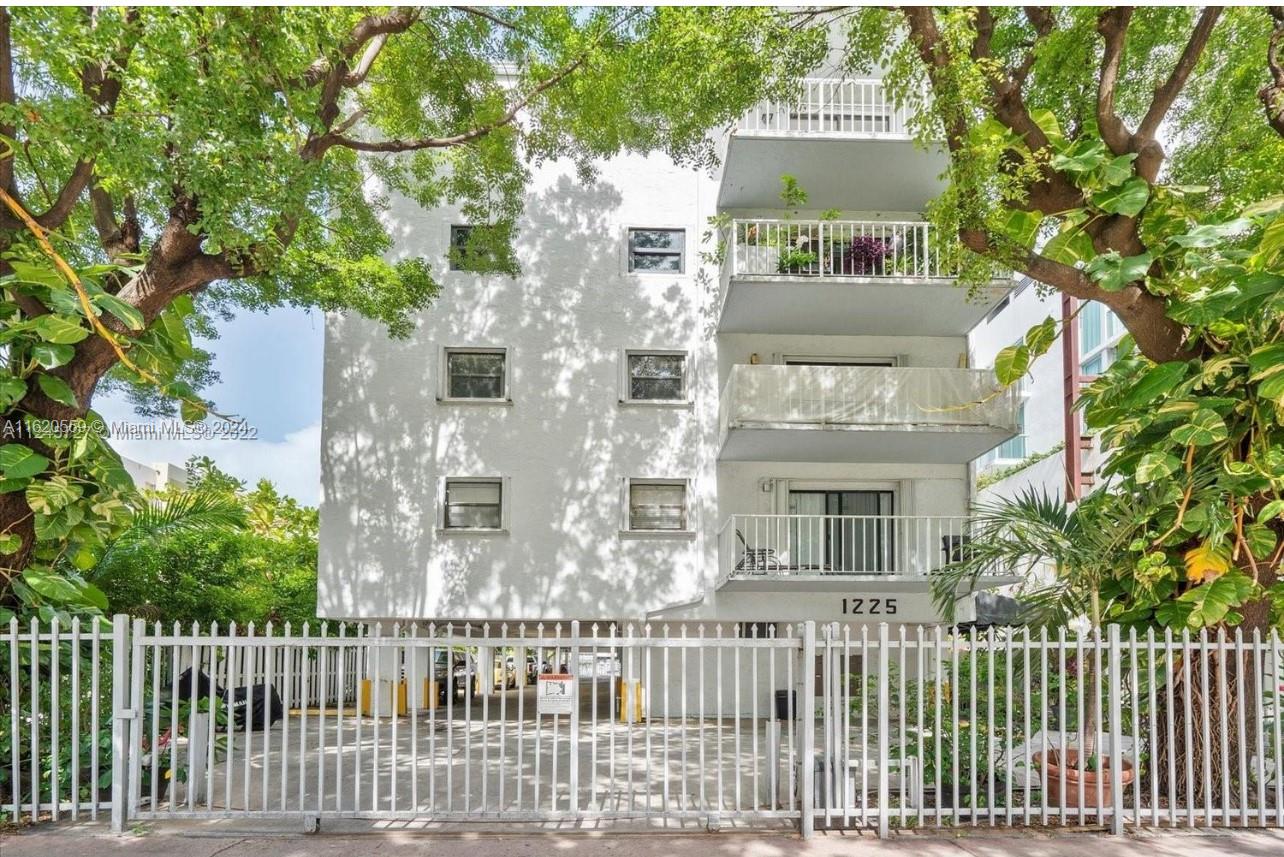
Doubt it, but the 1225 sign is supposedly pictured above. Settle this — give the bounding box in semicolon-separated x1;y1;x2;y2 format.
840;597;898;616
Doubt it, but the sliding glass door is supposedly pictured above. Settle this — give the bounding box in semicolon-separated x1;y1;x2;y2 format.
788;490;894;572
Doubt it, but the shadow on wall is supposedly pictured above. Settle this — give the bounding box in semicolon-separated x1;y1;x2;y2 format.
320;169;722;622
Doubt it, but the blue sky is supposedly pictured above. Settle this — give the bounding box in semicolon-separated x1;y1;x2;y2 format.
98;307;326;505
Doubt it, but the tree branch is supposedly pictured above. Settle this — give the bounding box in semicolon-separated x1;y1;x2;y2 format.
1096;7;1134;155
1137;6;1222;140
1261;6;1284;137
0;8;15;196
300;6;421;88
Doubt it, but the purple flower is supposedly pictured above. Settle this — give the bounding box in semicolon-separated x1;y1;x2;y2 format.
845;236;890;274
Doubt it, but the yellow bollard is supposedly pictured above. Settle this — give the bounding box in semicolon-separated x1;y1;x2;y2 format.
618;679;645;723
359;678;408;716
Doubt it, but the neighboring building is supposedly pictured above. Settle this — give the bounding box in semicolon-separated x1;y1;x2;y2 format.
969;278;1126;503
121;456;188;492
318;75;1020;632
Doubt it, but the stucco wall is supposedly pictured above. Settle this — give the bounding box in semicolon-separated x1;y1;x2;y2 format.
319;152;721;623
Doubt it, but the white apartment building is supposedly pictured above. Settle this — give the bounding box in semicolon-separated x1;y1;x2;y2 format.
318;77;1021;632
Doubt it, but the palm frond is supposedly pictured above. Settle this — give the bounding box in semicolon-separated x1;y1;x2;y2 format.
97;491;247;568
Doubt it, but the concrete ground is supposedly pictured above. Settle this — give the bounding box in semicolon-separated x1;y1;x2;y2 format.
1;823;1281;857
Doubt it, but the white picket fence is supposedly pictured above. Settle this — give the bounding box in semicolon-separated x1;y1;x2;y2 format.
2;617;1282;836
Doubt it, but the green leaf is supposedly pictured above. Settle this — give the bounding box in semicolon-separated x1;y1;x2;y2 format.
1101;153;1138;187
36;374;78;408
92;293;145;331
1136;452;1181;483
0;533;21;554
0;375;26;409
30;314;90;344
1122;361;1189;408
1247;343;1284;380
1000;208;1042;247
1257;499;1284;522
1050;138;1107;174
994;344;1030;385
1243;524;1277;558
1085;251;1152;292
1167;219;1252;249
1177;571;1257;629
1024;316;1057;356
31;342;74;369
180;398;208;424
1041;226;1095;265
1092;177;1150;216
1169;408;1228;446
25;476;82;515
0;444;49;480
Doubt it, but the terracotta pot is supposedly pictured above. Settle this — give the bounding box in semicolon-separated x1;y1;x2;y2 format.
1033;749;1134;808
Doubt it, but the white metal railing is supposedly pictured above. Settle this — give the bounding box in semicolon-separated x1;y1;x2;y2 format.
720;364;1019;435
736;78;912;138
729;219;951;280
3;617;1282;837
719;514;974;583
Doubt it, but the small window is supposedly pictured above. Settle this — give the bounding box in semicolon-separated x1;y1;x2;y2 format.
628;480;688;531
444;348;507;400
444;479;503;530
626;351;687;402
449;224;502;272
628;228;685;273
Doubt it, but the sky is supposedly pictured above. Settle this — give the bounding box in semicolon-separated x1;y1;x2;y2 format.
96;307;326;505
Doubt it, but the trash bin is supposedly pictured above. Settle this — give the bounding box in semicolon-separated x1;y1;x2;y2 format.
774;689;796;720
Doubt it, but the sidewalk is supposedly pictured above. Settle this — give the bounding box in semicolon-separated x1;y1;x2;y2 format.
2;824;1282;857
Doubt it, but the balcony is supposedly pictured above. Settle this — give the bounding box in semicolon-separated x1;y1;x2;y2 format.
717;514;982;590
718;218;1011;335
718;364;1019;464
718;78;948;210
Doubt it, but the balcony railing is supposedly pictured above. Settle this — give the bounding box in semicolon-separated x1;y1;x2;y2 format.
720;365;1019;434
718;514;974;583
728;219;951;281
736;78;912;138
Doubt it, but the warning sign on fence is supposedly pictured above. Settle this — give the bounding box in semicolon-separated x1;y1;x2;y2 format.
536;673;575;715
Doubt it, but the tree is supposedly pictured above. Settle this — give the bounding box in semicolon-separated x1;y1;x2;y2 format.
837;7;1284;632
92;458;321;628
0;6;826;599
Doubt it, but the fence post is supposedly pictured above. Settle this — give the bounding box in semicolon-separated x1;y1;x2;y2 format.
127;618;146;824
1108;624;1124;834
569;619;580;814
800;621;816;838
878;622;890;839
110;614;129;833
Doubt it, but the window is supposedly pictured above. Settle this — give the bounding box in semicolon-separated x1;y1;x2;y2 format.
443;348;507;401
626;479;689;532
1079;300;1123;375
993;399;1028;460
624;351;688;402
443;478;504;531
627;228;685;273
448;224;502;272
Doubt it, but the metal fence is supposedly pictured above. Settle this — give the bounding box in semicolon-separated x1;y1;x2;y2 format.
3;617;1282;836
729;219;948;280
735;78;912;138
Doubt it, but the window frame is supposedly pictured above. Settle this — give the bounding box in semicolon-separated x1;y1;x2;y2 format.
438;476;510;534
626;227;686;275
439;346;511;404
1078;300;1123;377
620;477;695;537
619;348;692;406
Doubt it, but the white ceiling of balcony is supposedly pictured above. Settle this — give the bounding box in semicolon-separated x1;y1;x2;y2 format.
717;137;950;211
719;423;1015;465
719;279;1010;337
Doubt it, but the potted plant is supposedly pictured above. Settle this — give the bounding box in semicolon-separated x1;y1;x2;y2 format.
844;235;891;276
777;246;819;275
930;488;1144;812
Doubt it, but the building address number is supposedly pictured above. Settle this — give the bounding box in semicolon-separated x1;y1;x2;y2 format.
840;597;898;616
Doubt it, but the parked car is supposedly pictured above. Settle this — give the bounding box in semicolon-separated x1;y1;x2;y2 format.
430;650;477;704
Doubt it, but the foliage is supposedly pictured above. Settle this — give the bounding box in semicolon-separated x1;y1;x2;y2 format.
840;7;1284;631
92;458;319;627
0;7;829;603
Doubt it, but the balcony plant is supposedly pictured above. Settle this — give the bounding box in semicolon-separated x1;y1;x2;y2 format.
844;235;892;275
776;245;820;275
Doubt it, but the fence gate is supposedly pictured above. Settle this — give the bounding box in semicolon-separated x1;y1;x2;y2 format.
116;619;809;830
